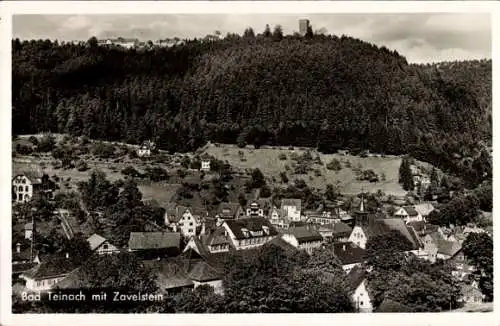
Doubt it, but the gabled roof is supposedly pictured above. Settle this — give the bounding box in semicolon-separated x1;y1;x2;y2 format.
380;218;422;249
437;240;462;257
267;235;300;254
25;222;33;230
407;221;426;233
333;242;366;265
143;259;193;290
347;265;366;291
128;232;181;250
21;258;78;280
13;171;44;184
402;206;419;217
217;202;243;219
414;203;435;216
224;217;278;240
332;222;353;236
207;227;231;246
280;198;302;210
188;261;222;282
87;233;108;251
285;226;323;244
12;262;38;274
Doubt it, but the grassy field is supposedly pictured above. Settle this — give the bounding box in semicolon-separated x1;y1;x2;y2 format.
204;144;408;196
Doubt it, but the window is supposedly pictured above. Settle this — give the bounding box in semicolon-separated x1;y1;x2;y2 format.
19;194;23;201
360;301;364;306
22;179;26;184
103;243;109;250
189;222;193;226
25;186;29;192
13;186;17;192
188;229;193;233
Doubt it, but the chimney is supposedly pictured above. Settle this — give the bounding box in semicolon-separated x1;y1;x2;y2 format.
16;243;21;253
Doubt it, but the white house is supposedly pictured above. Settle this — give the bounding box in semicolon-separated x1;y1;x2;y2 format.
165;206;206;238
282;226;323;255
268;206;291;229
12;172;54;203
87;233;120;255
348;266;373;313
20;258;78;292
394;206;424;223
246;201;265;217
201;160;211;171
280;198;302;222
332;242;366;274
137;140;156;157
24;223;33;240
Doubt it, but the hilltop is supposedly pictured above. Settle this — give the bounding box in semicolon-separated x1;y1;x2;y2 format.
12;33;491;187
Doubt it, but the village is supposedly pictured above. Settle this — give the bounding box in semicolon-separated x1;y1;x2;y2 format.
11;135;493;313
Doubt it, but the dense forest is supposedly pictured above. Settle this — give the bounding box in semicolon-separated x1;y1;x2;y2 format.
12;29;492;186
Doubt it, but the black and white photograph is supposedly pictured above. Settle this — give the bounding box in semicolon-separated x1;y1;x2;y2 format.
1;1;497;324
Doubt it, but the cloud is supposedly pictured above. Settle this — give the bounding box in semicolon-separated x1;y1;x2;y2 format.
12;13;491;63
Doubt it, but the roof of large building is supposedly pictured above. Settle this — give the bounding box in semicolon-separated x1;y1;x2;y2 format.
21;258;78;280
333;242;366;265
357;218;422;250
332;222;353;236
280;198;302;210
128;232;181;250
437;239;462;257
143;259;194;290
225;217;278;240
285;226;323;244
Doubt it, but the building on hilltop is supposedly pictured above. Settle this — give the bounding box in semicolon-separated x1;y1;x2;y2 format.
299;19;310;36
246;201;265;217
280;198;302;222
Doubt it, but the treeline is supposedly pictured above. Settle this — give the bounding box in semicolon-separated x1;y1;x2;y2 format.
12;32;492;186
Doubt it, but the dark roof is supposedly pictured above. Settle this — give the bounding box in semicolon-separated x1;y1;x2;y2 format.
267;235;300;255
14;171;44;184
143;259;193;290
333;242;366;265
402;206;419;217
437;240;462;257
12;262;38;274
379;218;422;249
280;198;302;210
332;222;352;236
346;265;366;291
286;226;323;244
128;232;181;250
187;261;222;282
21;258;78;280
407;221;426;233
224;217;278;240
206;227;231;246
217;202;243;219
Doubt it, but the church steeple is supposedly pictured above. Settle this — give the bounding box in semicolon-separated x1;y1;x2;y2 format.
355;189;369;226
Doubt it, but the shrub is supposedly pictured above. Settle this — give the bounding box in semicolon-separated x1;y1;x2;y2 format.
15;144;33;155
326;158;342;171
280;172;289;183
76;160;89;172
278;153;287;160
92;142;115;159
314;169;322;177
28;136;39;146
122;166;140;178
37;134;56;152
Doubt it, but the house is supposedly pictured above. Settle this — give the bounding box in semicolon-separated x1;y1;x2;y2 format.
306;210;341;225
20;258;78;291
280;198;302;222
413;203;435;219
282;226;323;255
12;242;40;279
200;155;211;172
24;222;33;240
222;217;278;250
86;233;120;255
394;206;423;223
422;232;462;263
332;242;366;273
246;201;265;217
128;232;181;259
348;199;422;250
164;206;206;237
347;266;373;313
331;222;353;243
205;227;232;253
448;248;476;280
459;284;484;304
143;259;194;296
187;261;224;295
137;140;156;157
12;171;54;203
268;206;291;229
216;202;245;221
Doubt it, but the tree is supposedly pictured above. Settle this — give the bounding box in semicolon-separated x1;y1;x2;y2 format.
249;168;266;189
263;24;272;38
37;134;56;152
398;157;414;191
260;184;272;198
279;171;288;184
60;233;92;264
305;25;314;38
272;25;283;41
326;158;342;171
78;171;119;212
462;233;493;301
243;27;255;38
365;230;413;271
238;192;247;208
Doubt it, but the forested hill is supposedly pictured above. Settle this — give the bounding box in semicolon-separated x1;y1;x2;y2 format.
12;34;492;186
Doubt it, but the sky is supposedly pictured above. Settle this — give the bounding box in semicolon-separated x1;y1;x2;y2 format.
12;13;491;63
